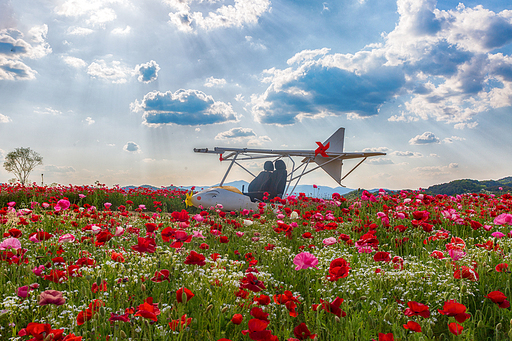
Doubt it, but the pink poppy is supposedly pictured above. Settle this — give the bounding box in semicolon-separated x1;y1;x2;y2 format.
17;286;30;298
322;237;337;246
448;249;466;261
58;234;76;243
494;213;512;226
192;231;206;239
491;231;505;238
32;265;45;276
54;199;70;211
192;214;204;222
39;290;66;306
293;252;319;270
0;237;21;250
104;202;112;209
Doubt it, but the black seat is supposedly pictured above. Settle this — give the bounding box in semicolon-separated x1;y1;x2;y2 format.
268;160;287;198
246;161;274;201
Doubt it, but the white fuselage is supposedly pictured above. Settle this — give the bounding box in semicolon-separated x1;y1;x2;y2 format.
191;187;258;212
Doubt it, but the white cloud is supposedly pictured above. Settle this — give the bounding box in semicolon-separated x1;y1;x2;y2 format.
62;56;87;68
84;117;95;125
0;26;51;81
251;0;512;125
135;60;160;83
87;60;134;83
56;0;120;27
443;135;466;143
0;113;11;123
449;163;459;168
362;147;389;153
367;157;394;165
132;89;238;126
215;127;271;146
409;132;440;145
390;150;423;157
167;0;271;32
123;141;141;153
43;165;76;173
204;76;226;87
67;27;95;35
34;107;62;115
454;121;478;129
111;26;131;35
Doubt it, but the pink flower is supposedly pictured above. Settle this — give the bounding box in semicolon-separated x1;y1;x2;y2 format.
236;231;245;237
115;226;125;236
193;231;206;239
104;202;112;209
32;265;45;276
79;194;86;199
193;214;204;222
39;290;66;306
491;231;505;239
17;286;30;298
58;233;75;243
322;237;337;246
54;199;70;211
483;225;492;231
293;252;319;270
357;246;373;253
494;213;512;226
448;249;466;261
7;201;16;207
0;237;21;250
139;204;146;210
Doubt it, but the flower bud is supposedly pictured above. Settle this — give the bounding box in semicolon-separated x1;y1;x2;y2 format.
96;276;102;287
496;323;502;330
141;283;146;292
334;316;341;323
99;306;105;316
120;331;127;338
359;296;367;301
221;306;229;314
205;304;213;314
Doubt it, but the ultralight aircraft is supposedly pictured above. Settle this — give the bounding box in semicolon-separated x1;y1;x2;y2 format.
186;128;385;211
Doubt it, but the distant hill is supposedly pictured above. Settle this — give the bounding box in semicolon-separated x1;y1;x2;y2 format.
425;176;512;195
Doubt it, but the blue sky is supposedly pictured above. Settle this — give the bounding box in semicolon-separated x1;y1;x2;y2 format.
1;0;511;190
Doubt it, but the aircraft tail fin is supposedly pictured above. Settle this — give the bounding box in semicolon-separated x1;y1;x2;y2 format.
323;127;344;153
314;128;345;185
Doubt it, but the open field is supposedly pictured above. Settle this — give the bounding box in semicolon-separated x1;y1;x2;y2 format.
0;184;511;340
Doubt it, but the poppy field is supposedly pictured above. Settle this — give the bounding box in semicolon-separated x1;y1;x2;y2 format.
0;183;511;341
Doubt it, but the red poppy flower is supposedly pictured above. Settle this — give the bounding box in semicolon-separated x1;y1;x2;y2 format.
453;266;479;282
23;322;64;341
219;235;229;243
254;294;271;305
373;251;391;262
241;319;271;340
485;291;510;308
184;250;206;266
448;322;463;335
199;243;209;250
151;269;171;282
495;263;508;272
131;237;156;253
176;287;194;303
403;321;421;332
169;314;192;331
293;322;316;340
240;273;266;292
91;280;107;293
231;313;243;325
377;332;394;341
171;209;190;222
111;252;125;263
109;312;130;323
312;297;346;318
95;230;113;245
249;307;269;322
327;257;351;282
44;269;68;283
135;297;160;322
438;299;471;323
404;301;430;318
